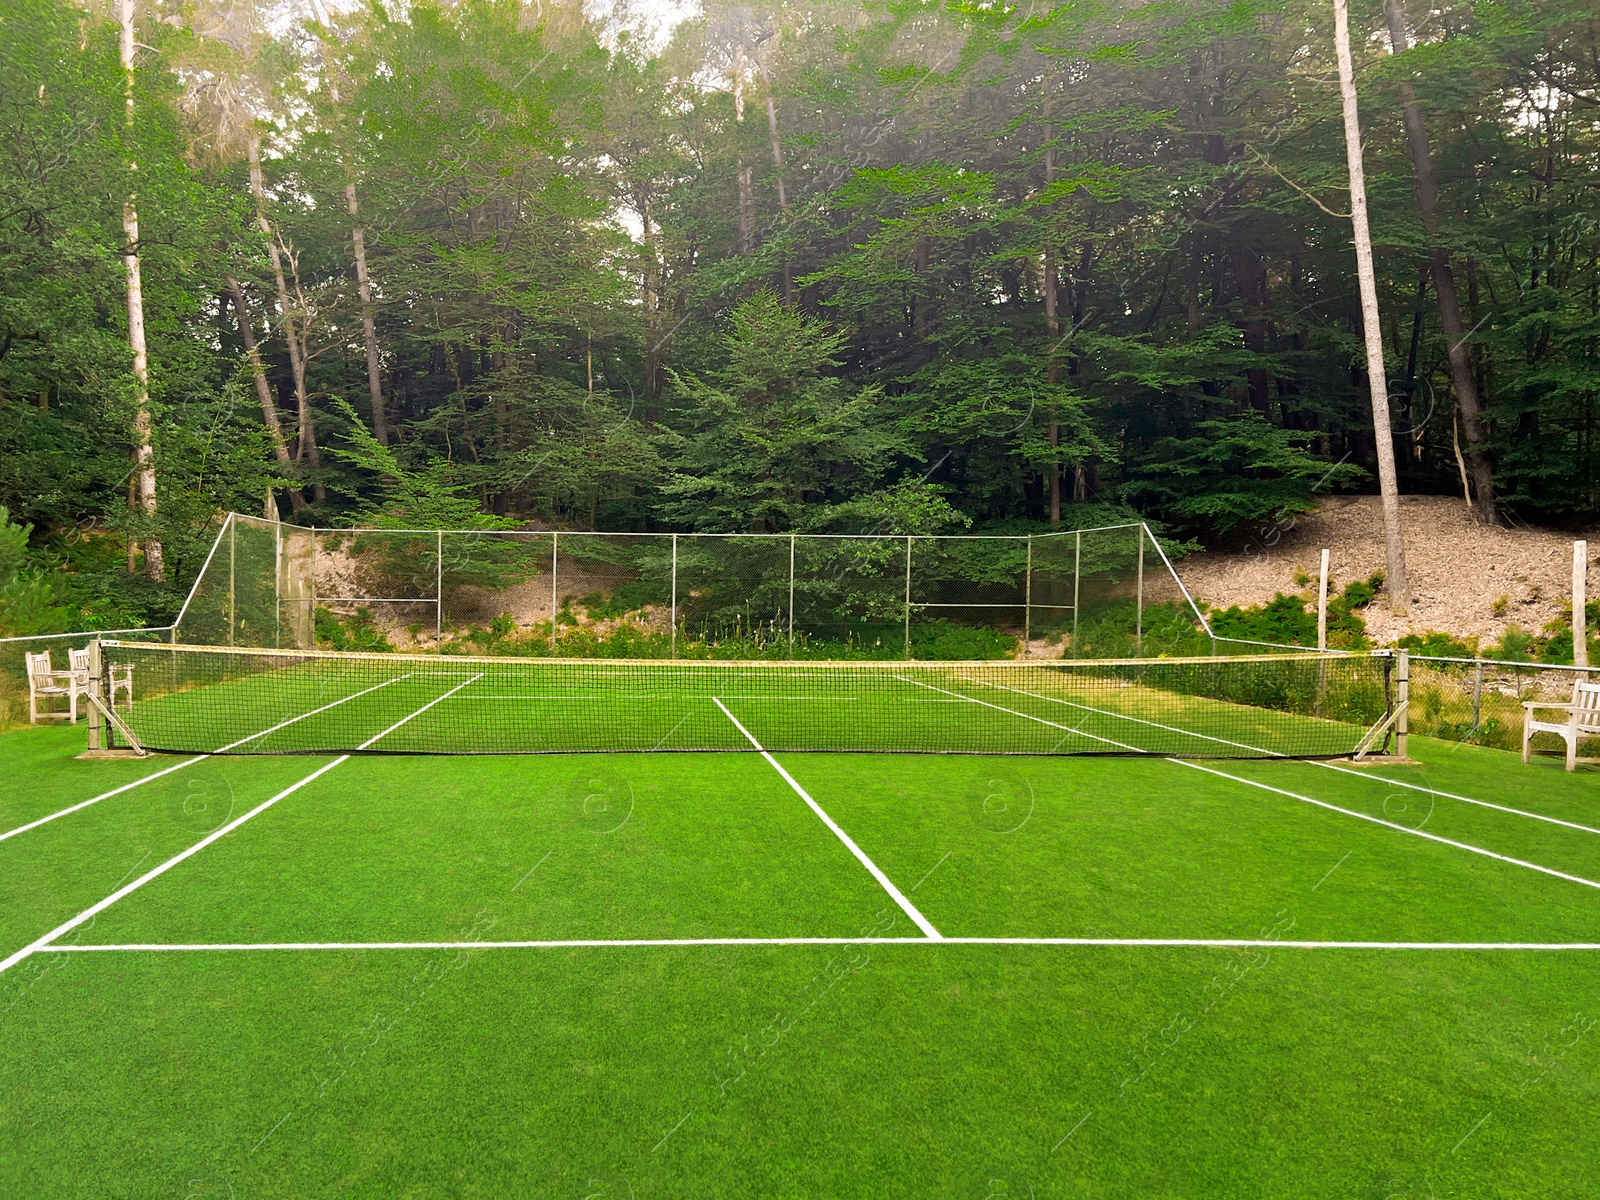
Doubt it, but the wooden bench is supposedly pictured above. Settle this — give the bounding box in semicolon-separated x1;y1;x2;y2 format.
1524;680;1600;772
25;650;80;723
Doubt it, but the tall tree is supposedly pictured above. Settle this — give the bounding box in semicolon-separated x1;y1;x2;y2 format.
1333;0;1411;612
120;0;162;578
1381;0;1499;525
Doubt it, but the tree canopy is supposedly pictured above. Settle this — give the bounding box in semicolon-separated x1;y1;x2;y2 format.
1;0;1596;630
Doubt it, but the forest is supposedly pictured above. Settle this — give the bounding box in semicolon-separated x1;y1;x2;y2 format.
0;0;1596;635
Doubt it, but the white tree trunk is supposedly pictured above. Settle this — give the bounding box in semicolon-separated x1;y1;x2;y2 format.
120;0;162;580
1333;0;1411;613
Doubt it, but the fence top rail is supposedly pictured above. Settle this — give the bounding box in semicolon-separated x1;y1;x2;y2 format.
0;625;173;646
100;640;1382;669
1409;653;1600;674
222;514;1149;543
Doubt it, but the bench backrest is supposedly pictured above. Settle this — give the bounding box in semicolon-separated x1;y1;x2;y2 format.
1576;682;1600;730
24;650;53;678
69;646;90;673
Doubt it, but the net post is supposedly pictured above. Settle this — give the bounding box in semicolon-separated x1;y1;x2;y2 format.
670;533;679;660
787;532;795;660
227;514;236;647
86;639;103;751
550;531;559;655
436;530;444;643
1396;649;1410;758
1135;524;1144;657
1022;535;1032;659
903;535;913;661
1072;529;1081;650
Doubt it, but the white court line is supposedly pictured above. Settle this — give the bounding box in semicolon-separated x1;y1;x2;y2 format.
0;674;412;845
1175;761;1600;892
0;756;206;845
712;697;942;939
35;938;1600;952
0;675;483;976
0;758;350;975
927;679;1600;894
453;695;869;701
977;678;1600;838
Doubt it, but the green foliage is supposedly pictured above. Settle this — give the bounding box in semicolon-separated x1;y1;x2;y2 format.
0;509;74;637
314;607;395;653
1396;631;1476;659
1204;574;1382;650
4;0;1597;642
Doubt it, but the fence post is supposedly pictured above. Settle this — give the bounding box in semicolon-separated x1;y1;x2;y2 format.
1472;658;1484;731
550;531;559;654
308;525;317;641
1576;540;1590;669
274;518;282;650
1023;535;1033;659
1135;525;1144;657
671;533;679;660
787;532;795;660
1396;649;1410;759
1317;548;1330;651
903;535;913;661
435;530;444;644
227;514;236;647
1072;529;1081;649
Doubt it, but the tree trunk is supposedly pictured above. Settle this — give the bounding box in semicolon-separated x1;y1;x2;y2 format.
1042;78;1062;528
764;94;794;304
1229;248;1272;412
120;0;162;580
226;277;305;512
733;46;756;254
1382;0;1500;524
248;137;325;503
1334;0;1411;613
641;194;662;421
345;182;389;445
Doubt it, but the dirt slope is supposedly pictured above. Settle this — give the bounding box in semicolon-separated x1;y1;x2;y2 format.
1173;495;1600;649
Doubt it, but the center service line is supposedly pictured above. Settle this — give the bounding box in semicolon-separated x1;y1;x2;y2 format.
712;697;942;939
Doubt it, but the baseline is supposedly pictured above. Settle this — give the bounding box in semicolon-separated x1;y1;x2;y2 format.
35;937;1600;952
713;697;942;939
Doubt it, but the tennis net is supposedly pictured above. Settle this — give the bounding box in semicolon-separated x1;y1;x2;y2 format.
97;641;1393;758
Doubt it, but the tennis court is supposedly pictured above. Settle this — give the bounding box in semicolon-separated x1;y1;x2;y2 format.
2;650;1598;1197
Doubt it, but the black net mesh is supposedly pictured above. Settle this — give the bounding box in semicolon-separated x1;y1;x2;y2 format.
99;641;1391;759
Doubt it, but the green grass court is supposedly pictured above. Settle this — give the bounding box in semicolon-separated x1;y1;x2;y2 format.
2;676;1598;1197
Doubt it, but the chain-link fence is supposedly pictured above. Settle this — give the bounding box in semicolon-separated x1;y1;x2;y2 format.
1406;654;1600;758
161;515;1227;661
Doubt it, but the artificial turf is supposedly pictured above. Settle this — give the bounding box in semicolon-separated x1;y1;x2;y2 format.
1;710;1597;1197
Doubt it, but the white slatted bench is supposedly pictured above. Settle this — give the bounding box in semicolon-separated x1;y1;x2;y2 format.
1523;680;1600;772
25;650;79;723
